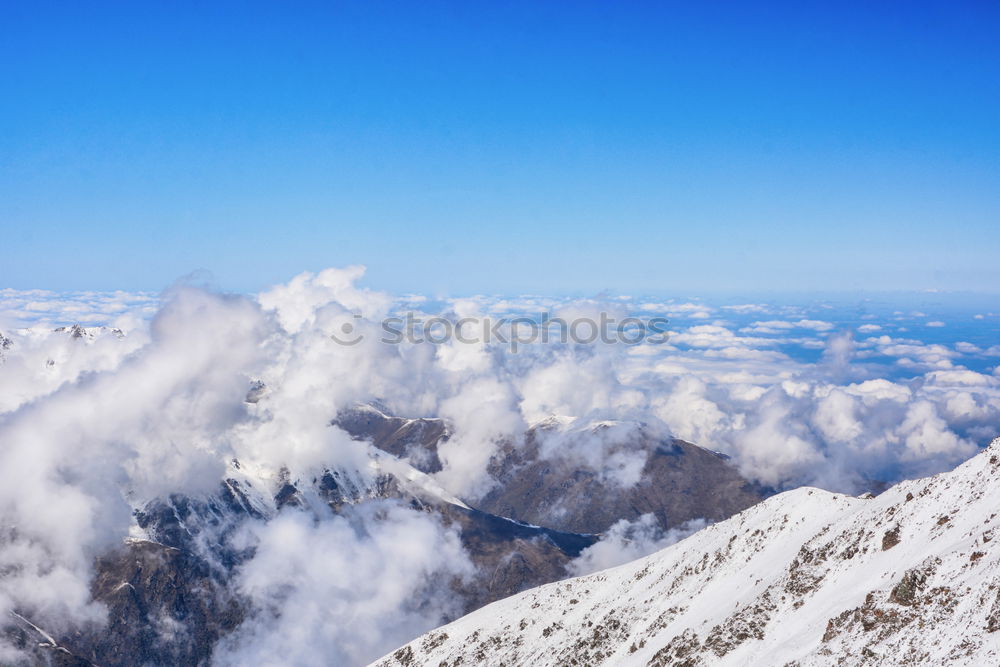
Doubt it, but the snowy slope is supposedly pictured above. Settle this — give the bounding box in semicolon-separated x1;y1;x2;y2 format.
373;437;1000;666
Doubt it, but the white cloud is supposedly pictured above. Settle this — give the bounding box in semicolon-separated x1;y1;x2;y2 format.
670;325;779;349
213;504;474;667
741;319;834;334
721;303;770;314
0;288;158;330
567;515;706;577
3;268;999;661
638;302;712;319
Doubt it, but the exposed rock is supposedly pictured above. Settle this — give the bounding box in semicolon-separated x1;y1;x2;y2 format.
335;404;448;473
882;525;901;551
477;422;766;534
373;438;1000;667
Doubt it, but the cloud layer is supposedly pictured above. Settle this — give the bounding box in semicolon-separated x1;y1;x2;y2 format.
1;267;998;662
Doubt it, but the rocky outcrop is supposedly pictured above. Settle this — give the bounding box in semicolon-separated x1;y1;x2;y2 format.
478;423;765;534
374;438;1000;667
0;403;768;665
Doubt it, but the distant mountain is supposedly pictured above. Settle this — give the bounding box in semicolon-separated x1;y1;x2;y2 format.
5;453;593;666
2;401;767;666
374;438;1000;666
477;419;765;534
335;402;448;473
336;404;767;534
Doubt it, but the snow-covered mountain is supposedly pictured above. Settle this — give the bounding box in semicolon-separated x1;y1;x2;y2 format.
2;386;768;666
337;403;766;535
4;276;997;667
6;446;597;666
374;437;1000;666
477;418;764;535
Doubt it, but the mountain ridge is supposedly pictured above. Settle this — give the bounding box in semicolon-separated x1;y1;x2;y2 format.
373;438;1000;666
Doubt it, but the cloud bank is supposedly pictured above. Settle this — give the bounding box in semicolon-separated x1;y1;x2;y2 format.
0;267;997;662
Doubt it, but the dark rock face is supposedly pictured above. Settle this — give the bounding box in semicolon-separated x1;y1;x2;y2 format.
85;541;243;666
134;481;263;558
434;503;595;612
6;471;594;665
54;324;88;339
2;405;764;665
647;629;705;667
337;405;766;534
4;540;241;667
332;405;768;605
335;405;447;473
5;614;98;667
477;426;765;534
882;525;901;551
889;569;928;606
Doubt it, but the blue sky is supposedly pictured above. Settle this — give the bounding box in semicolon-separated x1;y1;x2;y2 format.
2;1;999;295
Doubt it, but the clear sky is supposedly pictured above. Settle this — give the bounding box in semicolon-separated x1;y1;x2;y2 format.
2;1;999;295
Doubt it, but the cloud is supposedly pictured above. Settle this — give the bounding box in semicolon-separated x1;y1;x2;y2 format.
567;515;706;577
2;267;999;661
638;302;713;319
258;265;391;334
0;326;148;414
740;319;835;335
532;419;651;489
669;325;780;349
0;288;272;652
0;288;158;330
435;375;524;497
923;370;997;388
721;304;770;314
213;503;474;667
864;337;959;371
0;275;493;663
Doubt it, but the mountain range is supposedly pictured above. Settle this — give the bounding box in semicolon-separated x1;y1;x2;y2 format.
374;438;1000;666
4;400;763;665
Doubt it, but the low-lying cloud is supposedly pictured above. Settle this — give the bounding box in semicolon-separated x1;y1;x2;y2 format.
1;266;998;662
